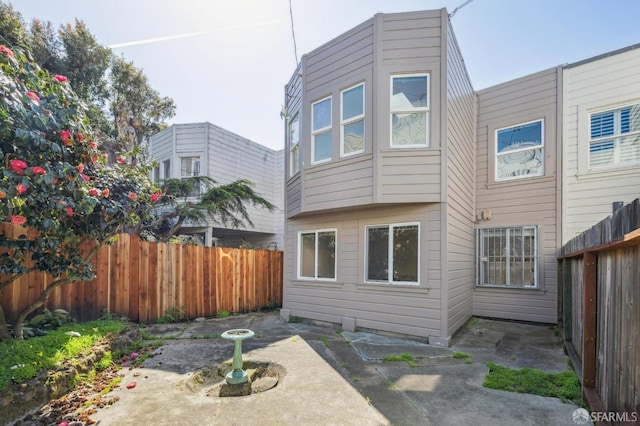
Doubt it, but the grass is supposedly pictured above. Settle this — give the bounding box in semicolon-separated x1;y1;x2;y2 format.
483;362;583;406
0;319;127;391
453;351;470;359
383;353;418;367
216;310;230;319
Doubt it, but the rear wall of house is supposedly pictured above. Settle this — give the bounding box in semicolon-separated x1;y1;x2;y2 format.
474;68;560;323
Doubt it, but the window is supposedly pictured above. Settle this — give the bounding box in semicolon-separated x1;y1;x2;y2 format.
365;223;419;284
181;157;201;197
341;83;364;156
289;115;300;176
477;226;538;288
153;166;160;182
162;159;171;179
298;229;336;280
495;120;544;181
589;103;640;169
391;74;429;147
312;96;332;163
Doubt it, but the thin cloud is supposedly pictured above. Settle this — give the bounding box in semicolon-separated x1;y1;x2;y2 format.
108;20;282;49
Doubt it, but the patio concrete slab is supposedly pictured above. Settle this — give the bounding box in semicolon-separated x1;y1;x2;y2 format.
86;312;588;426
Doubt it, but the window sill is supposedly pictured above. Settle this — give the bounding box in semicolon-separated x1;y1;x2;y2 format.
291;280;342;289
357;282;430;294
474;285;545;293
576;164;640;181
485;174;555;190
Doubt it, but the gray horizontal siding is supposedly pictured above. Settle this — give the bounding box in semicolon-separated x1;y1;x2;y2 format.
380;11;441;66
149;126;173;161
445;20;476;336
283;204;442;339
174;123;207;153
379;151;441;203
475;67;559;324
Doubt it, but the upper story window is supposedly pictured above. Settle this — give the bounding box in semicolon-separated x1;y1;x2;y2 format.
298;229;336;281
341;83;364;157
312;96;332;164
289;114;300;176
181;157;201;197
495;119;544;181
153;166;160;182
390;74;429;147
365;223;419;285
589;103;640;169
477;226;538;288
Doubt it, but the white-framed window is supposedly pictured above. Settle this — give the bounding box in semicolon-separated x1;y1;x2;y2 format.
365;223;419;285
341;83;364;156
477;226;538;288
312;96;332;164
289;114;300;176
162;159;171;179
298;229;336;280
153;166;160;182
390;74;429;147
589;103;640;169
181;156;201;197
495;119;544;181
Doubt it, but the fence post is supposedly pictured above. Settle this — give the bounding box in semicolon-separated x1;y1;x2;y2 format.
582;251;597;388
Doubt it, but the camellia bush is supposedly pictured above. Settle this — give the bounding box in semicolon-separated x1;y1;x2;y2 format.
0;44;160;340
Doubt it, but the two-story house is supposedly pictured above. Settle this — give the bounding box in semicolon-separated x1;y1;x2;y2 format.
279;8;567;345
149;122;284;249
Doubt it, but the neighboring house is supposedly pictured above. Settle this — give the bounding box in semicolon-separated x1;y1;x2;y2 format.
281;8;639;344
562;45;640;244
148;122;284;249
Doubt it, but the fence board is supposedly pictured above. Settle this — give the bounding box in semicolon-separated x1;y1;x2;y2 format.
1;228;283;327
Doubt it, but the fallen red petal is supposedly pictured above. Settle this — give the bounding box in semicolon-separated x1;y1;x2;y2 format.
126;381;137;389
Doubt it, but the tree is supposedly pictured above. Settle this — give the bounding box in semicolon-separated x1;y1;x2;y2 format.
0;2;28;47
0;43;159;340
110;57;176;148
139;177;275;243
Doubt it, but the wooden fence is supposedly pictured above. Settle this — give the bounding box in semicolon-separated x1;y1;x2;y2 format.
558;198;639;414
1;230;283;324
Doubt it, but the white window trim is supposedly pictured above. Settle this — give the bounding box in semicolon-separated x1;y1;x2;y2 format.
289;114;300;177
390;73;430;149
340;82;365;158
588;102;640;170
180;157;201;179
494;119;544;182
297;228;337;282
364;222;420;286
476;225;539;289
311;96;332;165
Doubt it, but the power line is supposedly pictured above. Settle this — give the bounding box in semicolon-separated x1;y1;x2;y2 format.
449;0;475;18
288;0;299;65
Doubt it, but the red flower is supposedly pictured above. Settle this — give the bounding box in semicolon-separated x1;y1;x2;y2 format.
26;91;40;102
150;193;159;202
90;155;99;163
54;74;68;83
127;192;138;201
80;174;89;182
16;183;27;195
52;178;59;185
88;142;98;150
60;130;72;146
10;159;28;174
0;191;5;198
88;188;99;197
77;163;85;173
116;156;126;164
31;166;46;175
102;188;110;198
0;45;14;58
66;206;74;217
10;215;27;226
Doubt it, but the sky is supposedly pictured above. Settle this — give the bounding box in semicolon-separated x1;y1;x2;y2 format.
7;0;640;151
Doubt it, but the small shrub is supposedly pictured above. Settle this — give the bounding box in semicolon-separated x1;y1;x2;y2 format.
156;306;186;323
216;310;230;319
453;351;470;359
